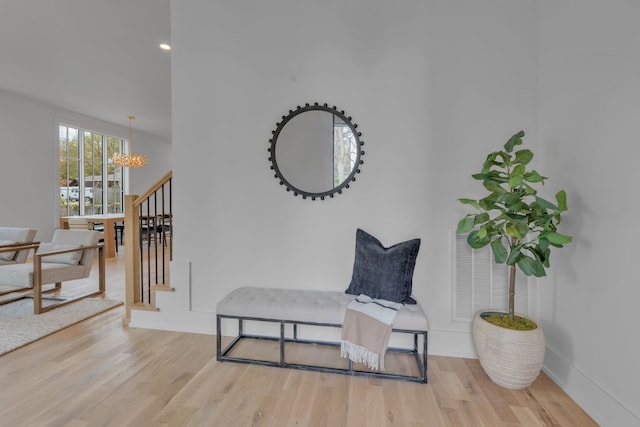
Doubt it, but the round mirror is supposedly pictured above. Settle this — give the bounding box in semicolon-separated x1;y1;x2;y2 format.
268;103;365;200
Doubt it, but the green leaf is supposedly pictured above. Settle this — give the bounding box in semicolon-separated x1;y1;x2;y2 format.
524;170;545;183
483;179;507;193
539;237;550;252
482;152;501;171
543;231;573;245
496;192;510;204
472;173;486;181
497;190;523;206
504;130;525;153
516;222;529;237
556;190;568;212
489;152;510;170
518;255;546;277
514;149;533;165
542;247;551;267
456;216;476;234
505;212;529;224
483;170;509;183
506;244;522;265
535;196;560;212
528;245;549;265
491;239;508;263
517;255;536;276
459;198;481;210
467;230;491;249
479;197;500;211
505;201;526;212
475;212;490;225
482;191;500;202
511;164;525;176
508;175;523;188
506;222;526;239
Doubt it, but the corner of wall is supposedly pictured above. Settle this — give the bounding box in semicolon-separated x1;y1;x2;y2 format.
544;345;640;427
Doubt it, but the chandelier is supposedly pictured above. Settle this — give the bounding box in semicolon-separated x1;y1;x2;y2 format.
113;115;147;168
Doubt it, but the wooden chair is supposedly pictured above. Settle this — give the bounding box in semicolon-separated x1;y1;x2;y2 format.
0;230;105;314
114;222;124;253
155;214;172;246
67;218;105;241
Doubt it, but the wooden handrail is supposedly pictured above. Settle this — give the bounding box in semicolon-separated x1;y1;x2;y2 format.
134;171;173;208
0;242;40;253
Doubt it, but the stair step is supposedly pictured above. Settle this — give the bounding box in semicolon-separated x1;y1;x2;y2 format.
151;284;174;292
131;302;159;312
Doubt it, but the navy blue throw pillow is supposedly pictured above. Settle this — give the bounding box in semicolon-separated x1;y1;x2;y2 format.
345;228;420;304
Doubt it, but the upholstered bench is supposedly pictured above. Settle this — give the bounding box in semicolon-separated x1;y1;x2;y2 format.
216;286;429;383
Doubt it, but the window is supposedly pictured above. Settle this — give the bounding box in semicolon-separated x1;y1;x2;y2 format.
333;117;358;188
59;124;126;216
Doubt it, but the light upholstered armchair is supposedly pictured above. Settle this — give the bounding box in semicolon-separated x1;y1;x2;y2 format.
0;229;105;314
0;227;38;297
0;227;37;266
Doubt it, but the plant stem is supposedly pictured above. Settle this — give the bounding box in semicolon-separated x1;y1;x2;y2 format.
509;237;518;321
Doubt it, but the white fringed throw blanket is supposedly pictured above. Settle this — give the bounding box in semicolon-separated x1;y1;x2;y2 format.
340;294;402;371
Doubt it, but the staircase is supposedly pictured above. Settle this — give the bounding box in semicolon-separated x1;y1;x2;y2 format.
122;171;173;325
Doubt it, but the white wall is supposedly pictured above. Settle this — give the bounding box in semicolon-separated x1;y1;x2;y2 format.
169;0;536;354
0;88;171;242
537;1;640;425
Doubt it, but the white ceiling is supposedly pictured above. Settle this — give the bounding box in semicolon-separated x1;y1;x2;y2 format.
0;0;171;139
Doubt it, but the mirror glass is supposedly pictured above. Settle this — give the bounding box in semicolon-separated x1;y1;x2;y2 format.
268;103;364;200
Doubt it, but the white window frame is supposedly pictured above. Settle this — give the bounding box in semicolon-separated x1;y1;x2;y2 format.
58;123;128;217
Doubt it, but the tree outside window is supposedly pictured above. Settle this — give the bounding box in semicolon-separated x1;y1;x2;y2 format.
59;124;125;216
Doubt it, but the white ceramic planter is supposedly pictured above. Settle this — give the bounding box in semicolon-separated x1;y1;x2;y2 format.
472;311;545;390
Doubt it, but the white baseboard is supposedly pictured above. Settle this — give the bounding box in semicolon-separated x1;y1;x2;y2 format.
543;345;640;427
427;327;476;359
129;309;215;335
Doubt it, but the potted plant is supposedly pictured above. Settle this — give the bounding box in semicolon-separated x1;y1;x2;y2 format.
456;130;572;389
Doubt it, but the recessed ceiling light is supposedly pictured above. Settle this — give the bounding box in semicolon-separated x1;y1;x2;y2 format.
159;43;171;51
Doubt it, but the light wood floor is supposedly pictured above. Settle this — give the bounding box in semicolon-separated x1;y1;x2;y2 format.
0;253;597;426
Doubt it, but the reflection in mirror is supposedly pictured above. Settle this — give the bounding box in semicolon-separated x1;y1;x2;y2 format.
268;103;365;200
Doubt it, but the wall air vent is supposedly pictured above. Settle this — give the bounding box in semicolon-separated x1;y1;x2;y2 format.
452;233;529;322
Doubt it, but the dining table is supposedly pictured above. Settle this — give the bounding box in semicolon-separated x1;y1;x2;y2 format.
60;213;125;258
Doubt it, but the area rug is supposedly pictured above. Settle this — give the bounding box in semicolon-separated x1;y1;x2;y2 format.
0;298;123;356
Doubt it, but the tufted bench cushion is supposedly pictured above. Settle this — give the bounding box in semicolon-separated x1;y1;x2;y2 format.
216;286;429;331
